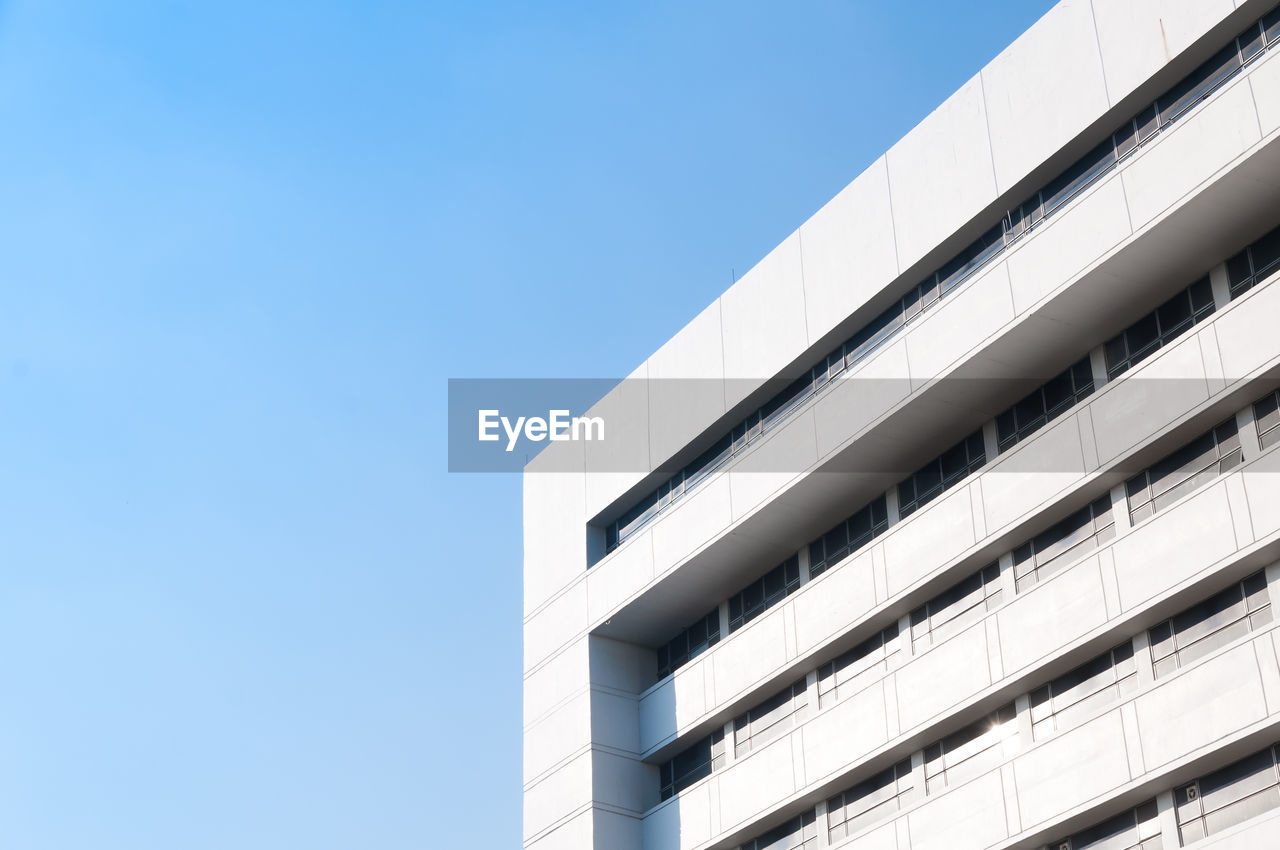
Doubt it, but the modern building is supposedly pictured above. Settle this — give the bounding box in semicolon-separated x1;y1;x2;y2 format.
523;2;1280;849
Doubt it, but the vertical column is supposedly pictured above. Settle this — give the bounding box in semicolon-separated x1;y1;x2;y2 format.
997;551;1018;598
885;484;901;528
1155;790;1182;848
1208;260;1232;310
1237;402;1262;463
798;544;812;586
1089;344;1110;389
982;418;1000;463
1109;483;1133;538
1131;628;1157;688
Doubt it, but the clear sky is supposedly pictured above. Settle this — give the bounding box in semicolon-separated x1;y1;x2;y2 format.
0;1;1055;847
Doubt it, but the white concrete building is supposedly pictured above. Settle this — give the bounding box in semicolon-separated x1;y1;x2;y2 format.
523;2;1280;848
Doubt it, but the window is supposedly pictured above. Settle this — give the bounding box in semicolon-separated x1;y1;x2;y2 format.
740;811;818;850
1104;277;1215;379
1029;642;1137;739
658;728;724;801
657;608;721;679
1013;495;1116;591
1154;42;1241;128
817;623;901;708
1125;414;1242;524
728;556;802;633
1177;743;1280;843
922;703;1018;793
1148;571;1271;678
733;679;809;758
1046;799;1161;850
1227;223;1280;300
909;563;1002;652
996;358;1095;452
808;495;889;577
1255;389;1280;451
826;759;914;844
897;430;986;519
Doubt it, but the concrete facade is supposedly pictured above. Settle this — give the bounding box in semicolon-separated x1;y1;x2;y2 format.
524;2;1280;848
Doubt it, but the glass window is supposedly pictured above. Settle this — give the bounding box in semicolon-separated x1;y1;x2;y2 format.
922;703;1018;793
728;556;802;632
1029;642;1137;739
1125;415;1241;524
826;759;914;844
1177;744;1280;843
816;623;901;708
658;727;725;801
898;430;986;519
1255;389;1280;451
909;563;1002;652
1228;223;1280;300
996;357;1094;452
1155;42;1242;127
1267;7;1280;45
1013;495;1116;591
1047;799;1162;850
733;678;809;757
656;608;721;679
1041;138;1117;215
1239;21;1267;63
808;495;889;577
740;811;818;850
1148;571;1271;679
1105;278;1215;379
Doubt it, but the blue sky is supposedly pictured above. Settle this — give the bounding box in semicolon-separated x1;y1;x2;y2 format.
0;1;1055;847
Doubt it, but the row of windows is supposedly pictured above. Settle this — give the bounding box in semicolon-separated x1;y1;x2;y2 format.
1178;741;1280;844
1227;222;1280;299
653;217;1280;680
1013;495;1116;592
1254;388;1280;452
1124;413;1242;525
728;556;801;633
1042;799;1161;850
1104;277;1215;380
997;357;1095;453
656;609;720;680
1149;571;1271;679
731;567;1278;848
897;430;986;519
658;727;724;801
666;450;1275;806
602;3;1280;558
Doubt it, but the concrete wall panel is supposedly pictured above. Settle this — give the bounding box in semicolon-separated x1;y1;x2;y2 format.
721;233;809;410
1135;643;1268;769
983;0;1110;194
1122;81;1262;230
1013;711;1131;827
1006;177;1133;314
646;301;727;470
886;76;998;272
1093;0;1238;101
895;624;991;731
1111;482;1237;611
800;157;900;345
998;557;1109;674
883;486;978;597
792;551;877;653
